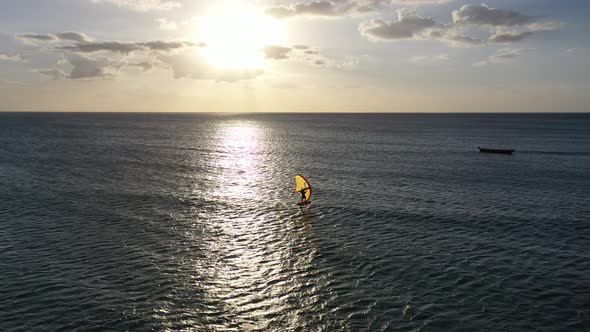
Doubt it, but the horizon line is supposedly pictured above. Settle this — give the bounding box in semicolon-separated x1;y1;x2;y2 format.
1;111;589;115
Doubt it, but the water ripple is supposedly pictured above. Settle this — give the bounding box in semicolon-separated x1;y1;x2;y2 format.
1;113;589;331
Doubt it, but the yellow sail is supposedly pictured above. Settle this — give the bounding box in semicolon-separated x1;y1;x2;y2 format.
295;174;312;202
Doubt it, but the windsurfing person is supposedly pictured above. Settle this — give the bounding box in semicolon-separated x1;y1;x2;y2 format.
299;187;308;203
294;174;312;206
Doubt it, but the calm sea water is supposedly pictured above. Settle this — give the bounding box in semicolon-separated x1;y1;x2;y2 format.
1;113;589;331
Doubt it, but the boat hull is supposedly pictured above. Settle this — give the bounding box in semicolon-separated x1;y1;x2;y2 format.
479;147;515;154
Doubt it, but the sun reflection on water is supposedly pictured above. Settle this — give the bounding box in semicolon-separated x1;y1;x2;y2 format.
212;123;263;202
191;121;320;330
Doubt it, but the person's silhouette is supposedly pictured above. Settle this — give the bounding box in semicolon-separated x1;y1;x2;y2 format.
299;188;307;202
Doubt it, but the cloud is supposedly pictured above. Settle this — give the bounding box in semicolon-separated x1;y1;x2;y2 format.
18;32;90;43
484;19;560;44
141;41;192;51
67;54;120;79
36;54;122;80
55;41;144;54
409;54;449;64
327;56;360;69
358;8;486;46
441;33;483;46
527;20;562;32
259;43;348;68
473;47;533;66
35;68;67;80
265;0;390;19
266;1;349;18
17;33;57;41
391;0;453;4
452;4;534;26
127;61;154;71
353;0;387;13
359;9;438;41
91;0;181;11
491;48;533;59
37;48;264;82
54;40;194;54
265;0;456;19
157;18;178;31
263;45;292;59
57;32;91;43
450;5;560;45
488;31;533;43
20;30;274;82
158;51;263;81
359;4;559;46
261;43;346;67
0;53;25;62
21;28;332;83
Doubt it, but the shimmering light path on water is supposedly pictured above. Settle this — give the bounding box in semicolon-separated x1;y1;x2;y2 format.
1;113;589;331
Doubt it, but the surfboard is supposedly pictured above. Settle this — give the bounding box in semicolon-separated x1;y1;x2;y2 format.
294;174;312;206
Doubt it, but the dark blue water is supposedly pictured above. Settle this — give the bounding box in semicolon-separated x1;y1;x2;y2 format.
1;113;589;331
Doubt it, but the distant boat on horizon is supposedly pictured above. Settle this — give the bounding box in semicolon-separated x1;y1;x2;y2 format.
479;147;515;154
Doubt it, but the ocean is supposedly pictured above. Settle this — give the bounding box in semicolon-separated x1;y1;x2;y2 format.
1;112;589;331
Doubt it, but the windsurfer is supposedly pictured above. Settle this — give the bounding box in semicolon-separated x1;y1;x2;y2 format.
294;174;312;206
299;188;307;202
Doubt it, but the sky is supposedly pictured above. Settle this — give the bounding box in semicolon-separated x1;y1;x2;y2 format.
0;0;589;112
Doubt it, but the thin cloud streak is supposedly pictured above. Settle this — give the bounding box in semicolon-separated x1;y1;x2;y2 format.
473;48;533;66
91;0;181;11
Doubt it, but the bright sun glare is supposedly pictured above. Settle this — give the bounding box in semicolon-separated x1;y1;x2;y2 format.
199;2;284;70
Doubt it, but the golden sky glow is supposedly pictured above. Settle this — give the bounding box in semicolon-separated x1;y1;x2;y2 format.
0;0;589;112
198;2;284;70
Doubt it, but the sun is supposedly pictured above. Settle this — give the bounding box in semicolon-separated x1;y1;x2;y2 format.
198;2;284;70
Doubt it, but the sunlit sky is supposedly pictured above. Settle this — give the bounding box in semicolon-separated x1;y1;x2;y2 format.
0;0;589;112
